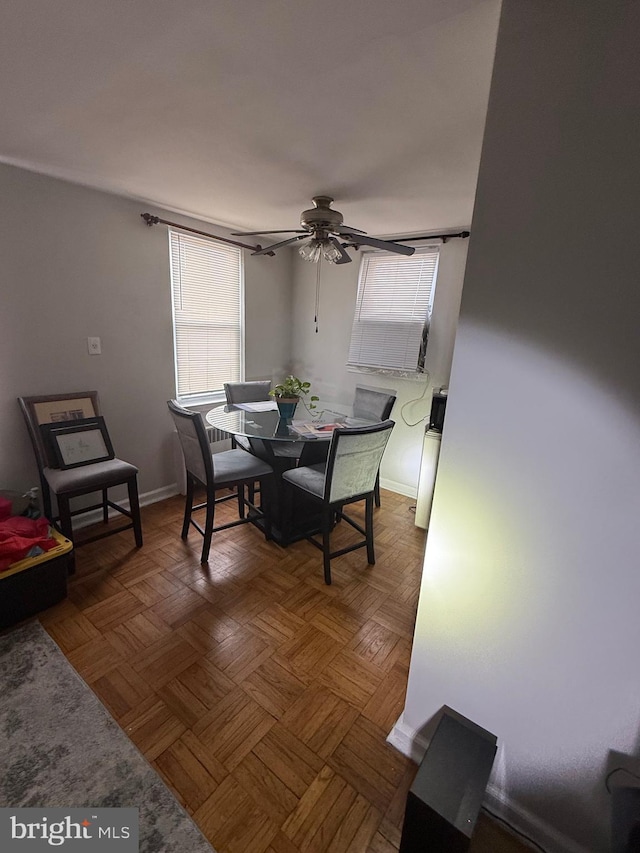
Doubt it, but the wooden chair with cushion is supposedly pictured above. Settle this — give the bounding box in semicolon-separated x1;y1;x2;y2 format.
168;399;274;563
353;385;397;506
18;391;143;572
282;419;395;585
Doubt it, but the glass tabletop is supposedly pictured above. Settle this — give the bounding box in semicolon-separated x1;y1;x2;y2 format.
205;402;376;443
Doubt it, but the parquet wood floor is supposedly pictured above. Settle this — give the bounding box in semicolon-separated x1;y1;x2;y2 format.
39;489;534;853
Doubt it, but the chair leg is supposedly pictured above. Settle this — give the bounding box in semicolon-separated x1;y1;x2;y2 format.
201;490;216;564
322;505;333;585
281;482;292;547
127;477;143;547
57;495;75;575
40;477;53;522
237;484;246;519
57;495;73;541
102;488;109;523
261;477;273;541
365;494;375;565
182;477;194;539
374;473;381;508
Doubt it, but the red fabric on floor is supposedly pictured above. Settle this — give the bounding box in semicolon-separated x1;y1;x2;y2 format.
0;516;58;571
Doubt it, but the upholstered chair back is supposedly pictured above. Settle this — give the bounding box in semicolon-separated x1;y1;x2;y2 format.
353;386;396;422
224;381;271;404
167;400;212;487
325;420;394;504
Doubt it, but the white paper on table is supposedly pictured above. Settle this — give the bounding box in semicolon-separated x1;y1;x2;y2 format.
290;421;317;437
290;420;343;437
234;401;278;412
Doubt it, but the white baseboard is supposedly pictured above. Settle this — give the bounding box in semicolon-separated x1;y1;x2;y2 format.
70;483;180;530
71;477;416;531
379;477;417;500
386;713;429;763
386;715;588;853
140;484;181;506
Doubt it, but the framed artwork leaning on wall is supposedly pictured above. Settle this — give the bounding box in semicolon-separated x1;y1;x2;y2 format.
40;417;115;470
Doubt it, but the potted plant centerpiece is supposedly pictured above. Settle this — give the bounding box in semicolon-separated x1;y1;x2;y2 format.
270;375;319;419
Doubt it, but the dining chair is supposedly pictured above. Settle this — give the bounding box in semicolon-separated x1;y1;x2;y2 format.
281;420;395;585
18;391;143;573
224;379;273;465
223;380;272;405
223;380;272;450
223;379;274;501
168;399;274;563
224;379;301;462
353;385;397;507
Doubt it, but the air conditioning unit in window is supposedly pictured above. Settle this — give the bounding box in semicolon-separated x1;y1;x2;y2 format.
347;248;438;375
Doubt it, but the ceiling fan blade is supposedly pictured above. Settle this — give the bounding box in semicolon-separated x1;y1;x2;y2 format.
335;224;367;235
342;234;416;256
232;229;307;236
251;235;306;255
329;237;352;265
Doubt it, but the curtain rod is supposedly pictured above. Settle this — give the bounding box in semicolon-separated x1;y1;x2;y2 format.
392;230;470;244
142;212;468;252
140;213;275;255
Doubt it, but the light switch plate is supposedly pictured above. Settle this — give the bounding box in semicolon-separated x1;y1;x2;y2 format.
87;336;101;355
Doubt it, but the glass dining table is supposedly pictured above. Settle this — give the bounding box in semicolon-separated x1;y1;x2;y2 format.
205;401;377;544
205;400;375;445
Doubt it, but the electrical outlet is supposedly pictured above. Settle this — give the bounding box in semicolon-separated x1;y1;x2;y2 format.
87;336;101;355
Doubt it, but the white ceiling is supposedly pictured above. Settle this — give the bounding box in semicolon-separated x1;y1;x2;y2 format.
0;0;500;237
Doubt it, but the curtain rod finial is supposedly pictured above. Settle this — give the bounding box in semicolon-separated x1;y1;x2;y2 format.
141;213;159;226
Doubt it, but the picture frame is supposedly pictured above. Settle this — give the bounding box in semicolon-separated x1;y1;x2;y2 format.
40;417;115;470
32;395;96;425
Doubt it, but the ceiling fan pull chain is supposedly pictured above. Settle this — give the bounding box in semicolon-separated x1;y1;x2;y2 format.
314;257;321;333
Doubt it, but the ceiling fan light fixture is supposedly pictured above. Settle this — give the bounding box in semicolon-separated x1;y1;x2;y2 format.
299;236;343;264
322;241;342;263
299;239;323;263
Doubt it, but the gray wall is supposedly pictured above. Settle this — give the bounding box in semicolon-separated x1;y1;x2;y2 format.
289;240;468;496
1;163;292;499
398;1;640;851
1;159;466;504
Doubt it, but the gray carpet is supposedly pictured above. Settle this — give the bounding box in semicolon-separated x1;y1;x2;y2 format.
0;620;215;853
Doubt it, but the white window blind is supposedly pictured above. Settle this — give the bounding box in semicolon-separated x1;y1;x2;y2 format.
347;246;440;373
169;230;243;400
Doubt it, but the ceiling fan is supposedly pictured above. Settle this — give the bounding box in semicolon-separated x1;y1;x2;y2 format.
231;196;416;265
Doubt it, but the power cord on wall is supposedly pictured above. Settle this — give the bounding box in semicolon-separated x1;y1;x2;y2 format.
605;766;640;793
481;806;549;853
400;373;431;427
478;768;640;852
401;374;437;515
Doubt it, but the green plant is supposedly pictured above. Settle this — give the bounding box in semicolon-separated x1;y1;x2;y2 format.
269;375;319;411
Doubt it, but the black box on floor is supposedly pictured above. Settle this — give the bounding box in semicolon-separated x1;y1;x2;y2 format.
0;529;72;629
399;709;497;853
612;785;640;853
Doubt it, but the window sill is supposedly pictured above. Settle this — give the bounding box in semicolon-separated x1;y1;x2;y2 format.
177;392;226;408
347;366;427;382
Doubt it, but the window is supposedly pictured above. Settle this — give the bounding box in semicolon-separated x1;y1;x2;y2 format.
169;230;243;401
347;245;439;373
